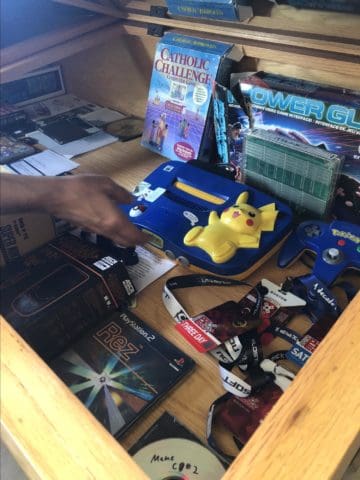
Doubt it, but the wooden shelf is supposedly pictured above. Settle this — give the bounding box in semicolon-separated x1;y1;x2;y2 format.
52;0;360;55
1;141;360;479
1;0;359;83
1;2;360;479
0;20;148;84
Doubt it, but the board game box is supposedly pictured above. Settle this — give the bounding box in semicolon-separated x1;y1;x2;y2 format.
237;71;360;223
141;33;239;163
213;82;250;181
50;310;195;439
0;211;68;267
243;128;343;218
279;0;360;13
165;0;253;21
0;134;36;164
0;233;136;360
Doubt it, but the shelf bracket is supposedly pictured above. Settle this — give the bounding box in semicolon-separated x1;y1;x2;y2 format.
147;5;168;37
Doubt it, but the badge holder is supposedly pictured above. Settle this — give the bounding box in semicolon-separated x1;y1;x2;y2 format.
161;273;312;458
280;274;344;366
207;359;295;462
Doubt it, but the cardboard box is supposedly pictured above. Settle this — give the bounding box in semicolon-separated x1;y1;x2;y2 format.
165;0;253;21
141;33;240;162
0;212;68;267
238;71;360;223
281;0;360;13
0;233;136;361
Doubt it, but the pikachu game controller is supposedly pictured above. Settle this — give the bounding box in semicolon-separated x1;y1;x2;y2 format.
121;161;293;277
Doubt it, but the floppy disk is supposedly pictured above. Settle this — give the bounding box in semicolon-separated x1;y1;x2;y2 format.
121;161;293;277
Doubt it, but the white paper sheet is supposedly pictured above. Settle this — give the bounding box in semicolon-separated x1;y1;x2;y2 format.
26;130;118;158
9;151;79;176
0;164;15;174
127;246;176;293
24;94;99;120
26;150;79;176
79;108;126;127
9;160;43;176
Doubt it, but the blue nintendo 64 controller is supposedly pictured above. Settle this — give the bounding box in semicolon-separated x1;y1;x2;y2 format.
278;220;360;286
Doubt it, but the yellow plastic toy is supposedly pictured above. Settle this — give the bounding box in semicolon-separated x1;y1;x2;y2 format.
183;192;278;264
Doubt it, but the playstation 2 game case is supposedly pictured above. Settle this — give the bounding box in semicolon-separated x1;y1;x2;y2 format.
0;233;195;439
50;310;195;439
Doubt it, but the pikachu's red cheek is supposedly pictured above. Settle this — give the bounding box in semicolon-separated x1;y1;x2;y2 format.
246;219;254;226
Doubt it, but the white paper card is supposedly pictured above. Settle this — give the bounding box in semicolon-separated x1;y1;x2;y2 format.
26;130;118;158
25;150;79;176
9;160;43;176
127;246;176;293
79;108;126;127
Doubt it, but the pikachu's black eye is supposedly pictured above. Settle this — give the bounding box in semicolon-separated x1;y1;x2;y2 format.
249;211;256;217
233;205;239;208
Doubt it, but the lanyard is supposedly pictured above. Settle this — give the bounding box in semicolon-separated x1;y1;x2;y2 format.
162;274;295;394
207;358;295;461
163;274;263;354
162;273;297;460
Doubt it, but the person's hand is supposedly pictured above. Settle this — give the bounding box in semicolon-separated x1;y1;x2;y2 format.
46;174;149;246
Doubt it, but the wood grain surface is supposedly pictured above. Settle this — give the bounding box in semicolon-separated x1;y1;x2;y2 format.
0;317;149;480
1;141;359;479
1;3;360;478
2;0;359;83
51;0;360;57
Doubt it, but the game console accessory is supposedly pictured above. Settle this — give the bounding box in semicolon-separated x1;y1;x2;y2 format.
281;274;343;366
278;220;360;286
183;191;278;263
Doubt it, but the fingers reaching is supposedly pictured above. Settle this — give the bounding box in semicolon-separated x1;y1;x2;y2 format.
99;205;149;246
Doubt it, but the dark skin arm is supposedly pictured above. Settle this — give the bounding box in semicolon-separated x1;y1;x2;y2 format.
0;173;149;246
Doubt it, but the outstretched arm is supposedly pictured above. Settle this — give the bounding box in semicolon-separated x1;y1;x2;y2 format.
0;173;149;247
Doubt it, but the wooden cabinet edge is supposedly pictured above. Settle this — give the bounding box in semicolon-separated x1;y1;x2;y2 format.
0;22;146;84
0;317;150;480
2;29;359;85
0;16;117;67
52;0;360;56
1;293;359;479
223;292;360;480
2;1;359;84
51;0;360;40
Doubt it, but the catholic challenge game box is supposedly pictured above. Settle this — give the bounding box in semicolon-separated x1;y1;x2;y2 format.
141;33;238;163
238;71;360;223
50;310;195;439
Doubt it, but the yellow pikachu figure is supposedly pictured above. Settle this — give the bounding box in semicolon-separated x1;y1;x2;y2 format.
183;192;278;264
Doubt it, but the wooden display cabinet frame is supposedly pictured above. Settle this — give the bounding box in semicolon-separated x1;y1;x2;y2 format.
1;1;359;479
2;294;360;479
